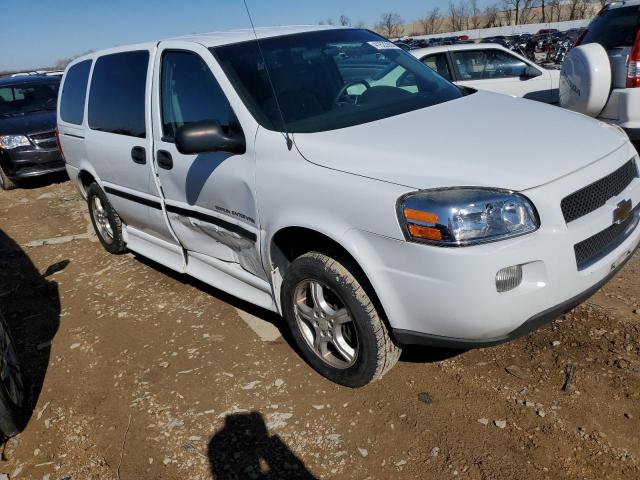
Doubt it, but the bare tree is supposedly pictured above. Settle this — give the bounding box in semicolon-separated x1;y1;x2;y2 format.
448;0;468;31
355;20;367;28
483;4;502;27
519;0;539;25
469;0;482;29
502;0;523;25
375;12;405;38
419;7;443;35
339;14;351;27
548;0;562;22
319;17;335;25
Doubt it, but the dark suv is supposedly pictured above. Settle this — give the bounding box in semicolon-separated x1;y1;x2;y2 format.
0;75;64;190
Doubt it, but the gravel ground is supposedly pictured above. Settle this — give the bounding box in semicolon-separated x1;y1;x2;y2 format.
0;177;638;480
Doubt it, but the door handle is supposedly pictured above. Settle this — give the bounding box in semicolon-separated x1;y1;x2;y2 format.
157;150;173;170
131;146;146;165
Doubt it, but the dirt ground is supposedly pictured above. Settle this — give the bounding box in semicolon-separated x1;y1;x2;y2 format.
0;176;638;480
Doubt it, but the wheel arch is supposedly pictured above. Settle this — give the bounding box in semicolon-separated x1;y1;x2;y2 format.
268;226;389;326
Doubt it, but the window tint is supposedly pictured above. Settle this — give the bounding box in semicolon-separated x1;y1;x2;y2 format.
582;6;640;49
213;29;463;133
453;50;527;80
161;51;232;140
0;81;60;117
422;53;453;81
88;51;149;138
60;60;91;124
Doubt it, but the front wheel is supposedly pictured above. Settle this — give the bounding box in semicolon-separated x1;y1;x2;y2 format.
0;166;16;191
281;252;401;388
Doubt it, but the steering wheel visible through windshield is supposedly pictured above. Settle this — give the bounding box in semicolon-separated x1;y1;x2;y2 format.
213;29;464;133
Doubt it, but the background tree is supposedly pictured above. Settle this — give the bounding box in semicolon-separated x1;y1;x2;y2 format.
375;12;405;38
419;7;443;35
339;14;351;27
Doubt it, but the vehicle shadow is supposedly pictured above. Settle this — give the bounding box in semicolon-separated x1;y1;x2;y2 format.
208;411;317;479
134;254;462;366
134;255;287;336
14;171;68;190
0;229;63;429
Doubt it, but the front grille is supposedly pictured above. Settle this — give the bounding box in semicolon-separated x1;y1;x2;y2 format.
574;207;639;270
28;131;57;150
561;160;637;223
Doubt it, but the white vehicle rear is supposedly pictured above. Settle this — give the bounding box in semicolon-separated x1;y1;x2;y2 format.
561;1;640;140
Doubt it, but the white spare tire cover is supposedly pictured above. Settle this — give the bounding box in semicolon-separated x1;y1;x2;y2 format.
560;43;612;117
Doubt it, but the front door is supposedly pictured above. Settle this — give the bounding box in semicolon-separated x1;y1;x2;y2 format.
151;42;264;279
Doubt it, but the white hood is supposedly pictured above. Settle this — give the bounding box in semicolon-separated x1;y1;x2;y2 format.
293;91;628;192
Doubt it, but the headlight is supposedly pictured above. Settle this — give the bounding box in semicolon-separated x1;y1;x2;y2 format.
398;188;539;247
0;135;30;150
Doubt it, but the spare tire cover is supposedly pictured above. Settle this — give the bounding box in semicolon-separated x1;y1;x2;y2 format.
560;43;612;117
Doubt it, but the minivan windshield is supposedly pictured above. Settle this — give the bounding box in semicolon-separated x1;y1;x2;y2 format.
0;80;60;117
213;29;464;133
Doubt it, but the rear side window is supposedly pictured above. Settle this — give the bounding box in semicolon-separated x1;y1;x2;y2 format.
60;60;91;125
161;50;232;140
582;6;640;49
88;51;149;138
452;50;527;80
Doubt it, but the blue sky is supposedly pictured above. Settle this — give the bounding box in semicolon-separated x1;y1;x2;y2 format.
2;0;491;71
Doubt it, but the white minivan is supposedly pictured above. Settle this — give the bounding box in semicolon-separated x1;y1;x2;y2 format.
58;26;640;387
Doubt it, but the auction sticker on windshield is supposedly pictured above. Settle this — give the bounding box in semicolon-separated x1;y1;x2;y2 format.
368;41;401;50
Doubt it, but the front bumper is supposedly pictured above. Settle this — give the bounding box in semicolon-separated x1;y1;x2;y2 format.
343;142;640;346
1;147;65;180
393;239;639;348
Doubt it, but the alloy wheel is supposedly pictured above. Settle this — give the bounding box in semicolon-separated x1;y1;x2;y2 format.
293;280;359;369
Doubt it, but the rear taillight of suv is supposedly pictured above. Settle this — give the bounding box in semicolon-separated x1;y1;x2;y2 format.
627;31;640;88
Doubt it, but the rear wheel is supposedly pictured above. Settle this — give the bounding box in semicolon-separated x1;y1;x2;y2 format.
0;316;25;440
87;183;126;254
281;252;401;388
0;166;16;191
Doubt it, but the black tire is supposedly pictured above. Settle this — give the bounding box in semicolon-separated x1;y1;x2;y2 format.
281;252;401;388
87;183;126;254
0;166;16;191
0;315;25;440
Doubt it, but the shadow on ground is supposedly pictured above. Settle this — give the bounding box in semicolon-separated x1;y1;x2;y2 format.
0;229;62;430
11;172;68;191
208;411;317;479
135;254;461;368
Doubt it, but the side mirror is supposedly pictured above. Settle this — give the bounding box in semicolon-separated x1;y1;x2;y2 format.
175;120;246;155
522;65;542;78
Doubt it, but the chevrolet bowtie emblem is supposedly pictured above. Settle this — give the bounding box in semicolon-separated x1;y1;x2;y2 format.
613;199;633;225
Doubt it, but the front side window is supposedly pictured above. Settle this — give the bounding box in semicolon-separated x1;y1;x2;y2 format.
161;50;232;140
422;53;453;81
0;81;60;117
88;51;149;138
213;29;463;133
453;50;528;80
60;60;92;125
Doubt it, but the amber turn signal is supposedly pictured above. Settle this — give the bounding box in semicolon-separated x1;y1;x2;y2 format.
408;224;443;241
403;208;438;224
